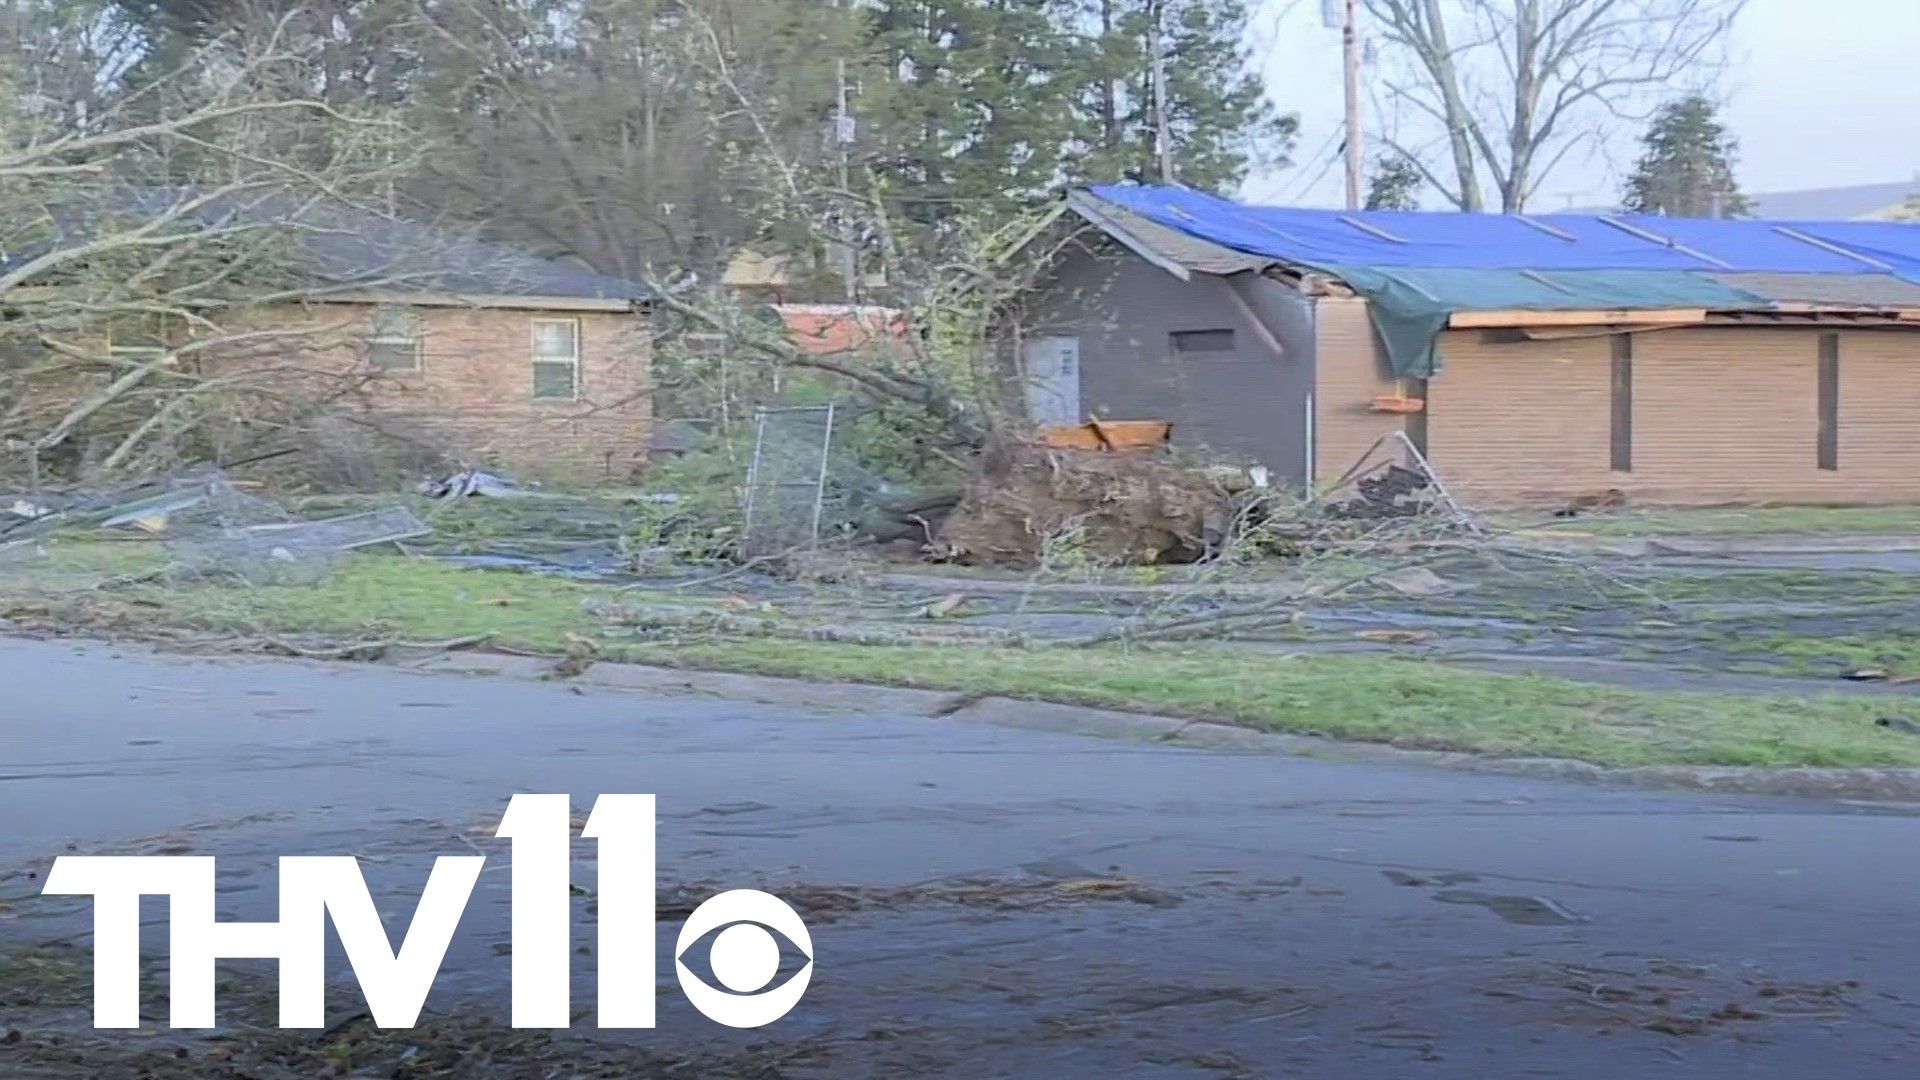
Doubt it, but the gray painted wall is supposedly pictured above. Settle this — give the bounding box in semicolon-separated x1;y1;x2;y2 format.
1017;239;1316;487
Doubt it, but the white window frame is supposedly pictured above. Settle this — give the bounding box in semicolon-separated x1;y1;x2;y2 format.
367;307;422;372
531;317;581;401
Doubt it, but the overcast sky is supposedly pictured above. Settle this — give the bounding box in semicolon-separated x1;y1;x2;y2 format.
1244;0;1920;210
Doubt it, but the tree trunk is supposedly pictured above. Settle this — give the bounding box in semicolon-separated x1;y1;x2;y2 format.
1417;0;1483;212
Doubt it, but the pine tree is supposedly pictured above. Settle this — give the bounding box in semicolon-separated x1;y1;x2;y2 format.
1364;153;1422;210
865;0;1086;226
1621;95;1751;218
1070;0;1296;194
865;0;1296;224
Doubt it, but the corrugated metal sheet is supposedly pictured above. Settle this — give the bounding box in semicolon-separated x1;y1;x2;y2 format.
1065;191;1273;277
1713;272;1920;306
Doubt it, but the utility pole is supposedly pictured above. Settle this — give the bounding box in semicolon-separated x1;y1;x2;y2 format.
1148;0;1174;184
1342;0;1363;210
836;52;856;301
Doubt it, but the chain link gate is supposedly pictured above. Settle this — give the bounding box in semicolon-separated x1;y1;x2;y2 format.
741;404;835;556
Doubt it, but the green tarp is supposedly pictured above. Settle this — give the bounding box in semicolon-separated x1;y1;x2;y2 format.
1327;267;1775;378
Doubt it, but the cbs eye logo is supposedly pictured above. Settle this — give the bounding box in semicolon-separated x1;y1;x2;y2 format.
676;889;815;1028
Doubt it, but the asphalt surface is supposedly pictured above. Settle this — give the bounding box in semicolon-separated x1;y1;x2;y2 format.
2;637;1918;1078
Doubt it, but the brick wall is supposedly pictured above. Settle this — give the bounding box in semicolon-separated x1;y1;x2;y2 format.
1426;324;1920;506
1425;330;1614;505
1312;296;1406;487
207;302;649;484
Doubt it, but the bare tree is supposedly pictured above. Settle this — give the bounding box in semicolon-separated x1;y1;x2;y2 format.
0;6;427;480
403;0;856;283
1361;0;1747;212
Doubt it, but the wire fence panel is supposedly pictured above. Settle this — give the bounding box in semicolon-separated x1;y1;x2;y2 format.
741;405;835;556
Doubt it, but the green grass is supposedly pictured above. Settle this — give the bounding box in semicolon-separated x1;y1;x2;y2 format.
7;538;1919;770
1720;630;1920;679
616;640;1920;769
152;554;614;644
1507;504;1920;537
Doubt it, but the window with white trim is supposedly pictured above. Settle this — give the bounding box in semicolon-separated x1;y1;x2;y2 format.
531;318;580;400
368;307;422;371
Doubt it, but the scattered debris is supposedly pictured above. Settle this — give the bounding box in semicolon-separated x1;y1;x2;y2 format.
1381;870;1481;888
1375;565;1457;598
1553;489;1628;518
1354;628;1436;644
1318;432;1480;533
255;634;492;663
1431;890;1587;926
420;469;525;499
651;873;1183;922
914;592;968;619
166;504;429;586
0;464;231;542
549;634;600;679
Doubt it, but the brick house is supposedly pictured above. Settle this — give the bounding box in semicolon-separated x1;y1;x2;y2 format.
68;195;650;484
1008;186;1920;507
245;292;649;484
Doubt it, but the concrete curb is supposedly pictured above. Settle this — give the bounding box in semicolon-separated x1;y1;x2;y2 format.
395;649;1920;804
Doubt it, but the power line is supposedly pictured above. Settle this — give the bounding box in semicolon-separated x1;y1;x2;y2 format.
1267;127;1345;205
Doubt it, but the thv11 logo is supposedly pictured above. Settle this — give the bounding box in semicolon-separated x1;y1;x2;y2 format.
42;794;812;1030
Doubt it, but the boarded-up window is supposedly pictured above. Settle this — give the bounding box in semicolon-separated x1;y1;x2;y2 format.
1170;329;1235;354
368;307;421;371
532;318;580;400
1818;333;1839;472
1610;333;1633;473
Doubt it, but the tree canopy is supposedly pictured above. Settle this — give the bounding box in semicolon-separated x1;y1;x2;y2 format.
1621;94;1751;217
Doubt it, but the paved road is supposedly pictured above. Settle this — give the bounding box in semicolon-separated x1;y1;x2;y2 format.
2;637;1918;1078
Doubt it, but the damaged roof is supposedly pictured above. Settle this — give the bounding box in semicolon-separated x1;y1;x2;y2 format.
1082;184;1920;281
1062;190;1273;277
1710;272;1920;307
775;304;911;355
1068;185;1920;380
12;188;647;302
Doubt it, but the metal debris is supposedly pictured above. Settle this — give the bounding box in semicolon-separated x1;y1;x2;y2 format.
420;469;526;499
0;464;429;586
165;504;429;586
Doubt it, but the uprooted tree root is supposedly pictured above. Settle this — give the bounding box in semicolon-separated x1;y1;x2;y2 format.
933;447;1257;569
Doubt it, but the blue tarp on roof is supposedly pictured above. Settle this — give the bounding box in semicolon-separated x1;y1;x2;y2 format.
1086;184;1920;276
1083;184;1920;376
